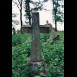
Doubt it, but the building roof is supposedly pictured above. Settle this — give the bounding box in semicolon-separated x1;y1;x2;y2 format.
22;24;51;27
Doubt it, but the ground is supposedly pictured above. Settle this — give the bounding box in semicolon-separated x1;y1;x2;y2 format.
12;31;64;77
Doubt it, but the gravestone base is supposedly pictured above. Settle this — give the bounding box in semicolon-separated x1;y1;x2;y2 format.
27;58;46;76
31;62;46;76
30;61;45;75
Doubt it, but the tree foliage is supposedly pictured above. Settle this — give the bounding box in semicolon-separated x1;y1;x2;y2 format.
24;0;44;25
43;0;64;31
12;0;23;33
52;0;64;22
12;13;19;28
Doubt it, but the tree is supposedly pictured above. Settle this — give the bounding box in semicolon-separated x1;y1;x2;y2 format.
53;0;58;31
12;13;19;34
52;0;64;31
43;0;64;31
12;13;19;28
24;0;43;25
12;0;23;33
25;0;31;25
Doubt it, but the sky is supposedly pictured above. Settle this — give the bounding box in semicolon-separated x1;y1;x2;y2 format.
12;0;64;31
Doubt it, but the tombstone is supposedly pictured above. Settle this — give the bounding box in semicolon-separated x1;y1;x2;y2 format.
31;12;41;62
24;12;53;76
30;12;45;75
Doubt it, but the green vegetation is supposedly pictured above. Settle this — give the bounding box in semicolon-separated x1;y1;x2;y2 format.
12;31;64;77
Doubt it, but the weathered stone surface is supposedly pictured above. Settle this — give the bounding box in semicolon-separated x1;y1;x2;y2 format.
26;12;53;75
31;12;41;62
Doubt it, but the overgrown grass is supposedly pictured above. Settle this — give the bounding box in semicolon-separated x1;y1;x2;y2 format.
12;31;64;77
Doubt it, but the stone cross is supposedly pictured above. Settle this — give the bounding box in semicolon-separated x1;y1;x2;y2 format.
23;12;53;75
31;12;41;62
23;12;52;62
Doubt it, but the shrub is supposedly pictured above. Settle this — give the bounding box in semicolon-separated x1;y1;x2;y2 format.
12;32;64;77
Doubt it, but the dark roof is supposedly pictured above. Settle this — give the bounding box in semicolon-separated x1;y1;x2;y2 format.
22;24;51;27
